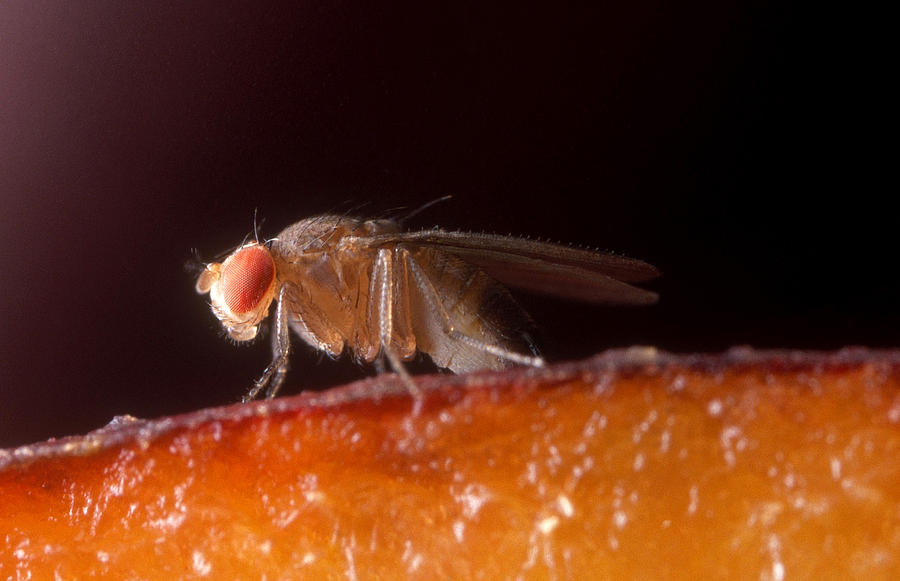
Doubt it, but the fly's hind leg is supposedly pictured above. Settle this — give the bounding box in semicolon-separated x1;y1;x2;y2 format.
372;248;424;411
243;285;292;402
401;248;546;368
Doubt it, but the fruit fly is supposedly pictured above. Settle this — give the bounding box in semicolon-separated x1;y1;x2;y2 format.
195;211;658;403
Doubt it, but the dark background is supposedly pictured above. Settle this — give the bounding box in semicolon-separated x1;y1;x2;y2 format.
1;2;889;447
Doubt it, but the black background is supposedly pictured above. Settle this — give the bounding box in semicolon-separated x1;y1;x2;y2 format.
1;2;890;447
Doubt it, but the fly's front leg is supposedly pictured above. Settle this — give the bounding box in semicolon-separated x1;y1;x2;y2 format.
243;285;291;402
373;248;423;404
401;249;545;368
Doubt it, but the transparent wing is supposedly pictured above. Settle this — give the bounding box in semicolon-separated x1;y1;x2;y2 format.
350;230;660;305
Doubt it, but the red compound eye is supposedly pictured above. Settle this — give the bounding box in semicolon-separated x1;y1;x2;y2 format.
221;245;275;314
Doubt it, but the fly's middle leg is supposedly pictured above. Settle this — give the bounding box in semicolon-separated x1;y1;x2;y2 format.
373;248;424;410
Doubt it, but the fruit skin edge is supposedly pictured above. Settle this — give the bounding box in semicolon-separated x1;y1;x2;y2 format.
1;347;898;579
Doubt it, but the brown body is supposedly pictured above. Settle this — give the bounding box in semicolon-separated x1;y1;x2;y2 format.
196;214;658;401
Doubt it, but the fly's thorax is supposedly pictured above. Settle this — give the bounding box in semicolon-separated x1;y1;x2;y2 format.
267;243;371;344
267;214;401;300
269;215;363;258
357;218;402;236
269;215;402;259
195;242;278;341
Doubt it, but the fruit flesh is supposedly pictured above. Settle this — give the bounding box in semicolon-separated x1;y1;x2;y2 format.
2;348;899;579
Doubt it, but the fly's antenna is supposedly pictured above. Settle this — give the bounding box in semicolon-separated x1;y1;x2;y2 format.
398;195;453;226
184;248;207;275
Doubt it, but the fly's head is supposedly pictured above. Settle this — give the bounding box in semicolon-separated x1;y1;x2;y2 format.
195;242;278;341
